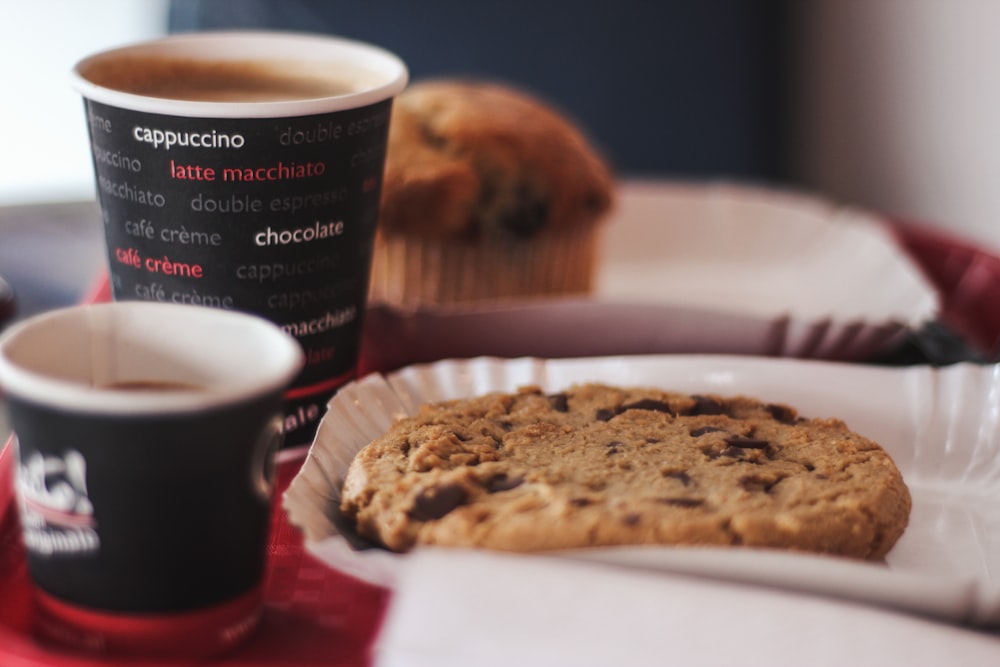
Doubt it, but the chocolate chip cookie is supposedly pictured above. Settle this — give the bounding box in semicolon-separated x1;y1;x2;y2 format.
340;384;911;559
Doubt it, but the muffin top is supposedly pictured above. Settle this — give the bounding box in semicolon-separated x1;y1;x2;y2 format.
379;80;615;239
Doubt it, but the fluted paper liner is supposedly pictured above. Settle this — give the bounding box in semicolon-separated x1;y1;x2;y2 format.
368;223;601;306
285;354;1000;626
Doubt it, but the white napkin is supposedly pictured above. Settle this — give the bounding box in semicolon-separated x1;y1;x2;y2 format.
373;548;1000;667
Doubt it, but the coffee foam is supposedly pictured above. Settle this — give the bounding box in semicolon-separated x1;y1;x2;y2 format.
79;56;373;103
71;31;408;118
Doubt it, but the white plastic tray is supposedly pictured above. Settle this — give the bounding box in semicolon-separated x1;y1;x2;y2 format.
363;182;940;364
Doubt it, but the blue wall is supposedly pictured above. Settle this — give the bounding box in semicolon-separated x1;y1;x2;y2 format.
169;0;791;181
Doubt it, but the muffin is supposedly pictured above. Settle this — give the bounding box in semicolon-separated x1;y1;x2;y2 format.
369;80;615;306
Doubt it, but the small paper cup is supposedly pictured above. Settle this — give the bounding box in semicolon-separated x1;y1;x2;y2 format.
0;302;304;657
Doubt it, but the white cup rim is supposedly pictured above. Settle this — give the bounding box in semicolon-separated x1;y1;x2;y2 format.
70;30;409;118
0;302;305;415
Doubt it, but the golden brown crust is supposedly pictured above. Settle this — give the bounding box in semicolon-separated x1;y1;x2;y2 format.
380;80;614;239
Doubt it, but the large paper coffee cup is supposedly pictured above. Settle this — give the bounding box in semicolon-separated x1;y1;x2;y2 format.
71;31;408;446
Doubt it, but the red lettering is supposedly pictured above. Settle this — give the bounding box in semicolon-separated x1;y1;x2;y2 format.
114;247;141;268
143;255;204;278
306;346;335;364
222;161;325;182
170;159;216;181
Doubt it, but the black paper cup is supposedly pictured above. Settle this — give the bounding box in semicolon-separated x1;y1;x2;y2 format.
71;31;408;446
0;302;304;657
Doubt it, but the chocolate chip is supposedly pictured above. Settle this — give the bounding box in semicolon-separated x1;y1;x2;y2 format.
688;395;726;416
662;470;692;486
499;421;514;432
569;497;592;507
702;443;747;459
645;437;661;444
739;474;782;493
622;513;641;526
485;473;524;493
690;426;724;438
620;399;674;415
583;189;607;214
766;404;797;424
595;408;616;422
417;120;448;150
498;185;550;238
656;497;704;508
408;484;468;521
724;436;770;449
548;393;569;413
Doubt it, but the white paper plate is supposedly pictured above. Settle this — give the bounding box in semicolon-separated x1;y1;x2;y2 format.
598;181;938;324
363;182;941;364
284;354;1000;626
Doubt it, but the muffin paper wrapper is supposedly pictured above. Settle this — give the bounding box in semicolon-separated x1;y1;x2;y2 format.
368;224;600;305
